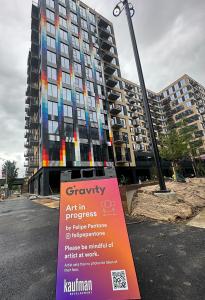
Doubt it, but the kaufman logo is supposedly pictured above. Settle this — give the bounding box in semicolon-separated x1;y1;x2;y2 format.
66;185;106;196
64;278;93;294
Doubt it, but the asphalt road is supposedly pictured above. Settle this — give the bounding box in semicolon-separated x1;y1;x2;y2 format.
0;197;204;300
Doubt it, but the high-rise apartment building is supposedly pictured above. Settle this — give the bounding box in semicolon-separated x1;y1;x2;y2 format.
25;1;205;195
158;74;205;154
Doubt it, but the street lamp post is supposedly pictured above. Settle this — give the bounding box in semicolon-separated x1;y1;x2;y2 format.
113;0;167;191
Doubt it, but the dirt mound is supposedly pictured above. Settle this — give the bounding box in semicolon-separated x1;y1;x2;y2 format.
131;178;205;222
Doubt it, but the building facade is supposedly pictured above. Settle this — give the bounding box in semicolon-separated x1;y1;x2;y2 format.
25;1;205;195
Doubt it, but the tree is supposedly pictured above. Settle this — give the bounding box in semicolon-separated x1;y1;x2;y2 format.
159;119;204;178
178;120;203;176
159;128;188;178
2;161;18;190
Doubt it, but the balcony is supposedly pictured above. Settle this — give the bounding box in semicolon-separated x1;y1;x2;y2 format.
131;105;137;112
108;90;121;101
132;112;139;119
100;38;113;51
128;98;136;105
31;52;39;67
127;90;135;97
133;119;140;127
113;134;126;144
110;104;121;115
29;159;39;168
111;118;123;129
30;119;39;129
30;98;39;112
30;138;39;146
136;137;143;143
99;27;112;40
125;84;133;91
24;142;30;148
104;64;116;75
106;76;118;88
98;18;109;29
101;49;115;63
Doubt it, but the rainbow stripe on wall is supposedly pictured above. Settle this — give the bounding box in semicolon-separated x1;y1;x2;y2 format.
39;0;114;168
40;3;49;167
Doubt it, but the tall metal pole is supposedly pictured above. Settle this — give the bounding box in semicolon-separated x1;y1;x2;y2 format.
123;0;167;191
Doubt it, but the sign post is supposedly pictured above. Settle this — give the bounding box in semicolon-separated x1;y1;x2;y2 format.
56;168;140;300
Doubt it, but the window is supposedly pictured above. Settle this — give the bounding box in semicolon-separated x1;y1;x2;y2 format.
79;126;88;139
61;57;70;69
86;81;94;93
59;17;67;28
60;29;67;40
46;9;55;21
73;62;82;76
75;77;83;89
93;145;101;161
82;30;89;41
184;94;189;100
76;92;84;105
91;128;99;140
89;111;97;122
80;6;87;18
85;67;93;79
101;114;105;124
71;24;78;35
96;71;102;82
77;108;85;120
97;85;102;95
72;36;80;48
48;101;58;116
69;0;77;12
183;87;188;94
48;83;58;98
92;35;97;44
65;123;74;138
49;141;60;160
59;4;66;16
60;43;69;55
48;121;59;134
66;142;75;162
47;22;55;35
81;19;88;30
46;0;54;9
89;12;95;24
83;42;89;52
63;88;72;101
180;79;186;86
90;24;96;33
88;96;95;108
186;101;192;107
59;0;66;4
47;36;55;48
80;144;89;161
47;51;56;64
47;66;57;80
178;98;183;103
70;12;77;22
73;49;80;61
64;105;73;117
84;54;91;66
62;72;70;85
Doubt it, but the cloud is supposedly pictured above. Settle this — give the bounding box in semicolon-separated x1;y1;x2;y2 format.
0;0;204;178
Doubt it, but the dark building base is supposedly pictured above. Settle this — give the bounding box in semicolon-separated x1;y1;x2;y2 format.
28;159;196;196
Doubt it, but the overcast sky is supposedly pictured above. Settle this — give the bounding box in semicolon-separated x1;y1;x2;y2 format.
0;0;204;177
